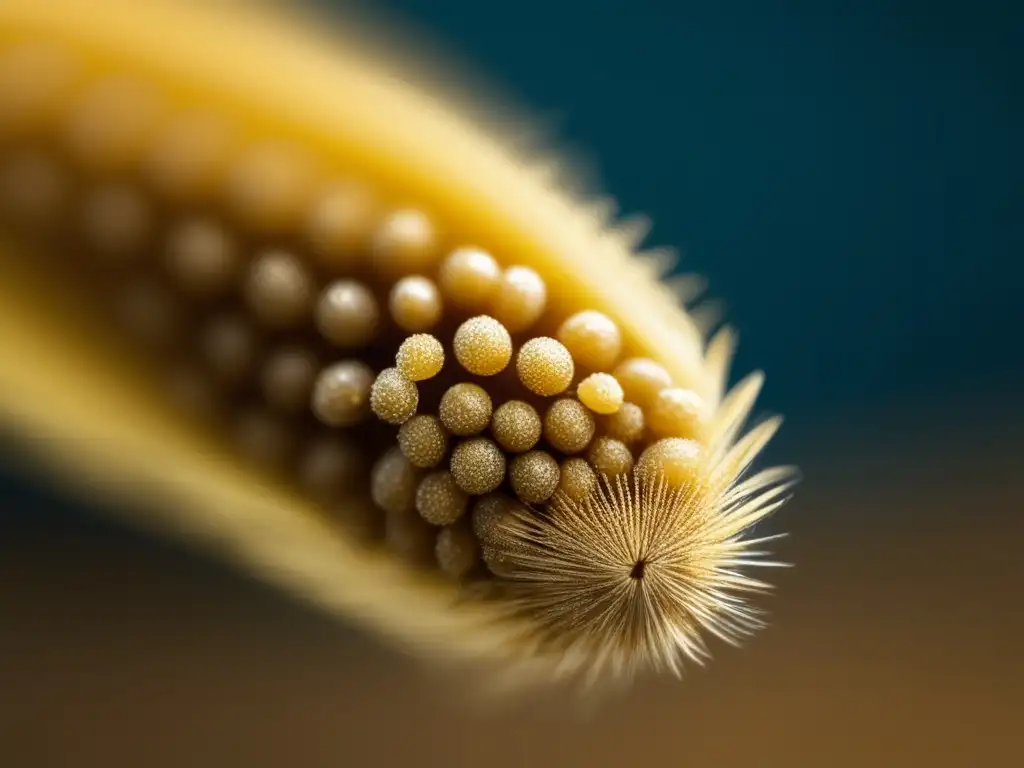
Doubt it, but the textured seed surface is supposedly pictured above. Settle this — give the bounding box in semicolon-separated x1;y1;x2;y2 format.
370;367;418;425
438;382;492;436
416;471;469;525
450;437;506;495
517;337;574;396
557;310;622;372
453;315;512;376
649;387;708;440
509;450;560;504
398;415;448;469
396;333;444;381
602;401;645;445
577;372;624;415
491;400;542;453
637;438;705;489
586;436;634;478
557;457;598;502
543;398;595;454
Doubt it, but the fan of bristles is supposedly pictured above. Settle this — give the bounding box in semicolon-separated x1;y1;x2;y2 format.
0;1;795;691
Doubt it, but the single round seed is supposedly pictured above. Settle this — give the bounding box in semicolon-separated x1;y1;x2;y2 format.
556;310;623;372
471;493;520;548
543;398;596;454
233;409;296;470
385;506;435;566
438;247;501;311
200;314;259;388
298;436;365;505
315;280;379;348
164;217;240;297
0;44;78;137
244;250;315;329
586;436;634;478
372;447;419;515
637;438;705;489
388;276;443;332
491;400;542;453
311;360;374;427
453;316;513;376
438;383;492;436
602;402;645;445
398;415;449;469
80;183;153;262
613;357;673;409
370;367;418;425
145;109;234;203
649;387;709;440
260;347;317;413
372;209;438;279
557;457;598;503
577;372;624;415
436;523;480;579
64;75;162;172
490;266;546;333
450;438;506;495
113;277;183;352
509;450;560;504
226;141;315;233
0;149;68;225
517;337;574;396
416;471;469;526
306;182;376;270
396;334;445;381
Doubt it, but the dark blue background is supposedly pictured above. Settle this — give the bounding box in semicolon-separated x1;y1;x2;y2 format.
368;0;1022;423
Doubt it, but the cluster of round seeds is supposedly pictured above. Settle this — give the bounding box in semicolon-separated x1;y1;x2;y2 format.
1;39;717;585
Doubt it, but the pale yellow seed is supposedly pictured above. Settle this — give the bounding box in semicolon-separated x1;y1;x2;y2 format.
416;471;469;526
450;438;506;495
491;400;542;453
438;247;501;312
586;437;634;478
388;276;443;332
649;387;709;440
613;357;673;409
557;457;598;503
516;337;574;397
438;383;492;436
491;266;546;333
260;346;317;414
315;280;379;347
453;315;513;376
305;182;376;270
509;450;560;504
144;109;234;204
311;360;374;427
543;398;595;454
435;523;480;579
398;415;448;469
637;438;705;490
602;402;645;445
164;217;239;298
577;372;624;415
372;447;419;515
556;310;623;371
370;367;418;425
226;141;315;233
244;250;315;329
396;334;445;381
372;209;438;279
80;183;153;262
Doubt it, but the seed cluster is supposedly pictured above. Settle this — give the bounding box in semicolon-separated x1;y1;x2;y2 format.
0;39;717;586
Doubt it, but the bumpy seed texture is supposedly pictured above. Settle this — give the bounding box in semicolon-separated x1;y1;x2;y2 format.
164;217;239;298
491;400;542;453
260;346;317;413
491;265;546;333
637;437;705;489
439;382;492;436
435;522;480;579
416;471;469;525
509;450;560;504
543;398;595;454
586;436;634;477
398;415;448;469
577;372;624;415
315;280;379;347
450;437;506;495
438;247;500;311
244;249;314;329
649;387;708;440
613;357;673;409
516;337;574;397
372;208;437;279
396;333;444;381
602;401;645;445
370;367;419;425
388;276;443;332
453;315;512;376
470;493;521;548
371;447;418;515
557;457;598;502
311;359;374;427
556;310;622;372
